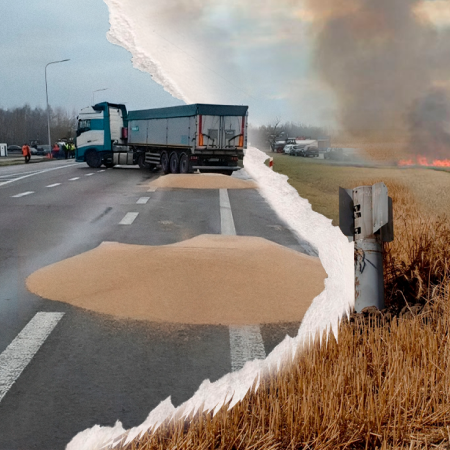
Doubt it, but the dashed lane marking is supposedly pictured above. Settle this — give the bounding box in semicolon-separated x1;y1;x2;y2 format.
69;177;80;181
219;188;266;370
97;170;105;173
46;183;61;188
11;191;34;198
136;197;150;204
85;173;94;176
219;188;236;236
147;188;157;192
119;212;139;225
229;326;267;372
0;312;65;403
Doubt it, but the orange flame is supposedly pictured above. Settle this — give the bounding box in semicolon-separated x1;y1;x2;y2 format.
398;155;450;167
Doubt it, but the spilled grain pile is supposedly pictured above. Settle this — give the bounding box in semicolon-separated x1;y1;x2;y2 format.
26;235;326;325
148;174;258;190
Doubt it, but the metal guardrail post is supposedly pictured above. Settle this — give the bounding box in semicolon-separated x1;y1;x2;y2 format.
339;183;394;312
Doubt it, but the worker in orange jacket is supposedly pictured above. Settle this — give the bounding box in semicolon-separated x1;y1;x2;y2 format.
22;144;31;164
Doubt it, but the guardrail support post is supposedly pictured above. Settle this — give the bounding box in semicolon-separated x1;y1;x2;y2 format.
339;183;394;312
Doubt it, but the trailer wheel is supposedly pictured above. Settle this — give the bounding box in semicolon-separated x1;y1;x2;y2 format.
161;151;170;174
179;153;189;174
85;149;102;168
169;152;180;174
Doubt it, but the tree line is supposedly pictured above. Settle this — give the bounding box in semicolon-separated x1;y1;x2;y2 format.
0;105;77;146
248;120;330;151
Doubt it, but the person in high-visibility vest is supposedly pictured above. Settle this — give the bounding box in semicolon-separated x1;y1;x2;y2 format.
22;144;31;164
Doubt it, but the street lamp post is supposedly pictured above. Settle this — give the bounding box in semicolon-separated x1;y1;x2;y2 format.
92;88;108;105
45;59;70;158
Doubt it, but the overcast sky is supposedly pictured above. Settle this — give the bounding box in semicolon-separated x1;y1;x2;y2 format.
2;0;448;129
0;0;332;126
0;0;184;117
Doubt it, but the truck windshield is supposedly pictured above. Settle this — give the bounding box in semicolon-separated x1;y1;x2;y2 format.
77;119;91;136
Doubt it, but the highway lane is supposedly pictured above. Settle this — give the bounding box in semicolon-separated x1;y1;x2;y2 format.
0;160;306;449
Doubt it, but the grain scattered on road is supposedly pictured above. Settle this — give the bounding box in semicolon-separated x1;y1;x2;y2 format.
26;235;326;325
148;174;258;190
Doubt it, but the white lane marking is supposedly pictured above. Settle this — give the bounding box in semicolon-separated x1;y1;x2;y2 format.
219;189;266;370
229;325;267;372
97;170;105;173
136;197;150;204
147;188;157;192
0;164;77;187
85;173;94;176
0;312;64;403
119;212;139;225
11;191;34;198
46;183;61;188
69;177;80;181
219;189;236;235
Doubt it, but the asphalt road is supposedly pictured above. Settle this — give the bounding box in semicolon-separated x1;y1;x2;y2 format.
0;159;308;449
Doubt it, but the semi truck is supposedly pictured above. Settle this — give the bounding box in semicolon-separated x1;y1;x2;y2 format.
75;102;248;175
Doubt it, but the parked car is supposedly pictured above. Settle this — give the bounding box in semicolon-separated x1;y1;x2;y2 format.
298;145;319;157
283;144;296;155
7;145;22;153
35;145;51;156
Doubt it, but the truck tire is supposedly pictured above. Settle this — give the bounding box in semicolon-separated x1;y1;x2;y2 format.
169;152;180;173
179;153;190;174
138;153;151;169
161;151;170;174
85;149;102;168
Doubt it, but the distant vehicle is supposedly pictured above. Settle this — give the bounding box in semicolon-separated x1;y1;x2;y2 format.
35;145;51;156
299;146;319;157
273;141;286;153
324;147;358;161
283;144;297;155
7;145;22;153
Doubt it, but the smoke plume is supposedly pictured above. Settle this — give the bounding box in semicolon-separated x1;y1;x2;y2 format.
306;0;450;158
105;0;450;156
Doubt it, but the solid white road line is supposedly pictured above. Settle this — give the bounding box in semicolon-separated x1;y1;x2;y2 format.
119;212;139;225
69;177;80;181
85;173;94;176
219;189;266;370
136;197;150;204
46;183;61;188
0;164;76;187
0;312;64;403
11;191;34;198
219;189;236;235
229;325;267;372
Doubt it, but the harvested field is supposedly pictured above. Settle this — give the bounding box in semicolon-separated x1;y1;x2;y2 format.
268;153;450;224
26;235;326;325
147;173;258;190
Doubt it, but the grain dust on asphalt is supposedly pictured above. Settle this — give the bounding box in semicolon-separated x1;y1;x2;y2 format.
148;174;258;190
26;235;326;325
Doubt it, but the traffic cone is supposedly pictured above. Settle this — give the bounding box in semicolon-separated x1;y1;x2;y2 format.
269;157;274;169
